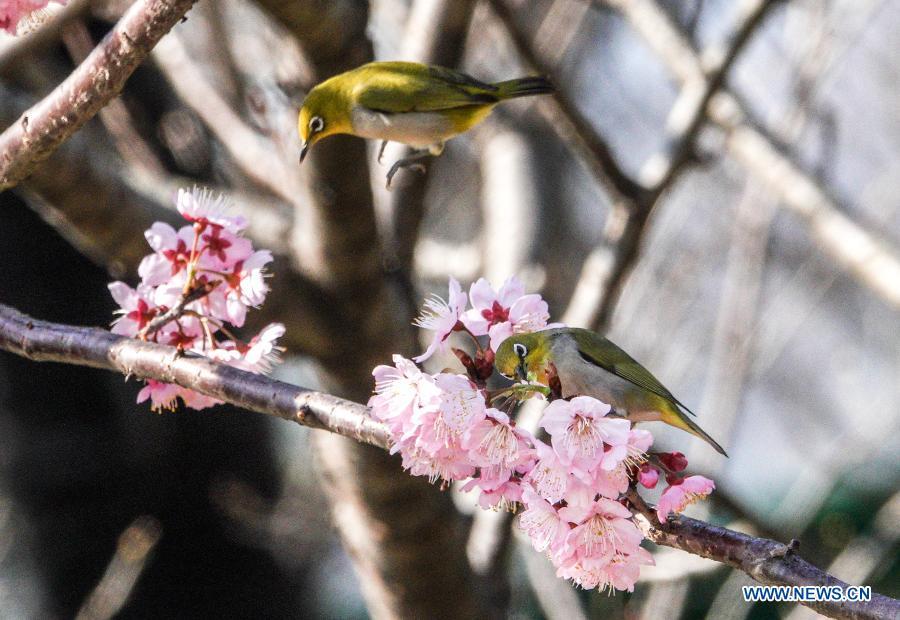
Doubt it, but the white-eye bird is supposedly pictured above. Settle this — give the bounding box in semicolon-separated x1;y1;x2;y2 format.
495;328;727;456
297;61;554;186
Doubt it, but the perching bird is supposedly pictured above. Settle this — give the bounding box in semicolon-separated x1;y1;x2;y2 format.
297;61;554;187
495;327;727;456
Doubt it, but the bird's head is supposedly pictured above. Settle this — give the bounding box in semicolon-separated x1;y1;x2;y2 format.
298;83;352;162
495;332;553;383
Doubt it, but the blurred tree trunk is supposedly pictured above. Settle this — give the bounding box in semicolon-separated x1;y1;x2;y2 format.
255;1;486;617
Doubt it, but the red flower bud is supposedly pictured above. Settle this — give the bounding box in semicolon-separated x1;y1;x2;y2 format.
660;451;688;472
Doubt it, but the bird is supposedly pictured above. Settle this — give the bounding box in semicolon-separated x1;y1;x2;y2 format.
297;61;554;187
494;327;727;456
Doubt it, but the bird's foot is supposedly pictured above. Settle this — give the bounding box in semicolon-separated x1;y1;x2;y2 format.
385;152;431;189
377;140;389;164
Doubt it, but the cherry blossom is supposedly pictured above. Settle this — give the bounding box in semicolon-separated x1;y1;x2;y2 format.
461;276;557;351
638;464;659;489
519;489;569;552
540;396;631;471
1;0;64;35
413;278;467;363
656;475;715;523
175;186;247;232
109;187;283;412
368;274;716;595
108;282;158;337
524;438;569;503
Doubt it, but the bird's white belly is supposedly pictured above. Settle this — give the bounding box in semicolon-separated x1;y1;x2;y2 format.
351;106;454;150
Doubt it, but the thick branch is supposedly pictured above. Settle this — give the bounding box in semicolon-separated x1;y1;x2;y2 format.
0;303;896;618
0;303;391;449
0;0;197;190
625;490;897;620
643;516;895;619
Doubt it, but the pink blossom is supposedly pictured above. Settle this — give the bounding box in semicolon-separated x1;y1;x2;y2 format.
461;276;526;335
656;475;715;523
178;389;223;410
402;445;475;484
556;548;653;592
137;223;194;286
369;355;441;429
587;463;631;499
243;324;284;372
559;485;643;557
540;396;631;471
234;250;273;307
200;250;272;328
108;282;158;336
463;409;534;476
462;475;523;511
413;278;467;363
524;438;569;503
198;225;253;271
136;380;181;412
433;373;487;433
0;0;62;35
211;323;285;374
460;276;558;352
638;464;659;489
175;187;247;232
519;489;569;552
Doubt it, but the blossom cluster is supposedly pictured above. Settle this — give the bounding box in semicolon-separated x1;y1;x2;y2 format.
109;187;284;411
369;277;715;593
1;0;65;35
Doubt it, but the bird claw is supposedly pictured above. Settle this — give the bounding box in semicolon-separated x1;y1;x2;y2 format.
377;140;388;164
384;153;430;189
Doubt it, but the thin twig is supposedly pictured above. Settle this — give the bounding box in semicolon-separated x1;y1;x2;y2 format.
0;0;198;190
138;280;218;340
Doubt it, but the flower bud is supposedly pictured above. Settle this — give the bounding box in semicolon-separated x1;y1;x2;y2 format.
638;464;659;489
659;451;688;472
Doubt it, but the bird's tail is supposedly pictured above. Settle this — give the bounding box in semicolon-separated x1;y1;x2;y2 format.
659;402;728;456
494;76;555;100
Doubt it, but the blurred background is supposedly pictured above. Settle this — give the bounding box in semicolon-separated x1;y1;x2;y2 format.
0;0;898;617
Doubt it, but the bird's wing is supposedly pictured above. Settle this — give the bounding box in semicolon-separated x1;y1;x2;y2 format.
355;63;500;113
572;330;697;416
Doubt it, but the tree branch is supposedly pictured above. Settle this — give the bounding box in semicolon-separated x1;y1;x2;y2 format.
604;0;900;311
0;302;392;448
1;302;896;619
576;0;781;331
625;490;898;620
0;0;197;190
486;0;646;205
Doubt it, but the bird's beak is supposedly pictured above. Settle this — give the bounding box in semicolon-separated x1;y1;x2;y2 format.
299;141;309;164
515;362;528;382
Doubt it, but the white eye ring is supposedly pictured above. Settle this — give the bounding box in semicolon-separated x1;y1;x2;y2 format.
513;343;527;358
309;116;324;133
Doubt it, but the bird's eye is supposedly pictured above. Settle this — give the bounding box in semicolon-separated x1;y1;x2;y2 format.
513;343;527;359
309;116;324;133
